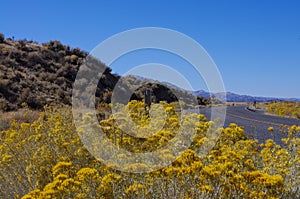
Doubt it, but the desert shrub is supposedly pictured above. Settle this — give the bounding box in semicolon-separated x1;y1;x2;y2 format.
10;50;22;60
26;95;45;109
54;76;66;85
0;45;10;55
266;101;300;119
1;102;299;199
0;98;7;110
70;54;78;64
57;50;66;57
17;40;27;49
43;40;65;52
71;47;86;57
18;87;31;103
28;52;45;67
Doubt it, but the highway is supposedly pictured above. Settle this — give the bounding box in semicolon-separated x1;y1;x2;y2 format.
191;105;300;144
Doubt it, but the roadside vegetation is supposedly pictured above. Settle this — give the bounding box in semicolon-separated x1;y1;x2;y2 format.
266;101;300;119
1;101;299;199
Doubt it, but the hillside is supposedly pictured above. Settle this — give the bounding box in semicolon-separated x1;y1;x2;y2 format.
0;33;206;111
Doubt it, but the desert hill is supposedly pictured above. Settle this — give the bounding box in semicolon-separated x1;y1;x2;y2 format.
0;33;208;111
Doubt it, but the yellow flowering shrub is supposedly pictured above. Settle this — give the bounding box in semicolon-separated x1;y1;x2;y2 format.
266;101;300;119
0;101;299;198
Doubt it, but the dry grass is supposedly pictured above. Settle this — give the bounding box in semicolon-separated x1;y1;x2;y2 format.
0;108;40;130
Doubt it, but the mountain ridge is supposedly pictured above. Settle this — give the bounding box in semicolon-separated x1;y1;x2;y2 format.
193;89;300;102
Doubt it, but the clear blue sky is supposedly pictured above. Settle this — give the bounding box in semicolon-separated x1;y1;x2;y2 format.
1;0;300;98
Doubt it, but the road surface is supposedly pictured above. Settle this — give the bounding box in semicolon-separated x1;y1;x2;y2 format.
190;105;300;144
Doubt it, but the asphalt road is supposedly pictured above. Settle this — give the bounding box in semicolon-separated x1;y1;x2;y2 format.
190;105;300;144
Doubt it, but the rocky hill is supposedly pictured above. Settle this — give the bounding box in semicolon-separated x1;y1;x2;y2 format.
0;33;207;111
0;33;118;110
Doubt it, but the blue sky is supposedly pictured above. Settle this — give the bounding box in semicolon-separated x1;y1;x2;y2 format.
1;0;300;98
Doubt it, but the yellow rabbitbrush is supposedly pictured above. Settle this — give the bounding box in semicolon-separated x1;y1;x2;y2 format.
266;101;300;119
0;101;299;199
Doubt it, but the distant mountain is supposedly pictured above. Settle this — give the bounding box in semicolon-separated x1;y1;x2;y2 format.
193;90;212;99
193;90;300;102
